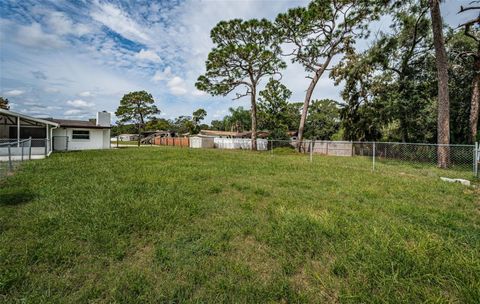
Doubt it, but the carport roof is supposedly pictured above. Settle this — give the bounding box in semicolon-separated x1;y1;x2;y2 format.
0;108;59;127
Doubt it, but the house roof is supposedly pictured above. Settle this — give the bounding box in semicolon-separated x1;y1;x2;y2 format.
0;108;60;127
46;118;111;129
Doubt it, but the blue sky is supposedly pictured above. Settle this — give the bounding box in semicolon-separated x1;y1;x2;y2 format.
0;0;475;124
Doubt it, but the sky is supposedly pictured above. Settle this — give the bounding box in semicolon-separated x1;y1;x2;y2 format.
0;0;475;124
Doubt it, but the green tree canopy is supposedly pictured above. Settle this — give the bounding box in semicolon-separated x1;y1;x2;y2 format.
304;99;340;140
257;79;298;139
0;97;10;110
196;18;286;149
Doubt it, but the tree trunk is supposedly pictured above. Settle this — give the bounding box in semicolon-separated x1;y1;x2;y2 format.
297;55;333;151
430;0;450;168
297;73;320;151
470;55;480;143
250;87;257;151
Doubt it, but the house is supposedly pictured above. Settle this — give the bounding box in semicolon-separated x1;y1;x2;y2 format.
46;111;111;151
0;109;111;159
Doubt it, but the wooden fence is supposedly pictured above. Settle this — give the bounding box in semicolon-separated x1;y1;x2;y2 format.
153;137;189;147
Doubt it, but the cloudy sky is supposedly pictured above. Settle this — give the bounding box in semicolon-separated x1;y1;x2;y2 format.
0;0;474;124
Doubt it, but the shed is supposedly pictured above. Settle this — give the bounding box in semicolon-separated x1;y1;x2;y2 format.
190;136;214;149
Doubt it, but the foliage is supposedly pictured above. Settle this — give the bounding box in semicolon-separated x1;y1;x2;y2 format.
332;2;438;142
111;124;138;137
0;148;478;302
0;97;10;110
171;109;207;135
257;79;298;139
223;107;252;132
304;99;340;140
145;117;174;131
115;91;160;132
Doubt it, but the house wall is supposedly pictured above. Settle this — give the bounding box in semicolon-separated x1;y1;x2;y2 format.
52;127;110;151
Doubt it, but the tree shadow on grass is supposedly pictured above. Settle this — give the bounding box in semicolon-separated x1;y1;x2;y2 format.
0;188;35;206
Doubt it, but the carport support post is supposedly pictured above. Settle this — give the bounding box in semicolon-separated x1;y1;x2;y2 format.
17;117;20;147
372;142;376;172
28;137;32;160
7;145;12;172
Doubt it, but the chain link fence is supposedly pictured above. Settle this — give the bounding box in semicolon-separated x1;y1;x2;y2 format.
261;139;479;179
0;138;33;179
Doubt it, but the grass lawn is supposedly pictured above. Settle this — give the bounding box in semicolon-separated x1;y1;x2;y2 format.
0;147;479;303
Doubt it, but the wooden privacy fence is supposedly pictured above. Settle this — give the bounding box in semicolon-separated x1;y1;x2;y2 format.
153;137;189;147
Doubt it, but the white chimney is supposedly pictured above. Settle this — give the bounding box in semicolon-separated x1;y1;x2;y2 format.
96;111;111;127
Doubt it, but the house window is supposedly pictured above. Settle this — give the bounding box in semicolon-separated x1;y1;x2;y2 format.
72;130;90;140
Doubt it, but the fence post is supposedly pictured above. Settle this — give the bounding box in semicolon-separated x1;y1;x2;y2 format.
7;144;13;172
44;138;47;156
117;136;119;148
28;137;32;160
475;142;479;178
270;140;273;157
21;143;24;162
372;142;376;171
310;140;313;163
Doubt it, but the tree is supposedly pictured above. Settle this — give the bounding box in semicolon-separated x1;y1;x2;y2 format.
458;4;480;142
115;91;159;146
192;108;207;134
196;19;286;150
304;99;340;140
275;0;384;148
210;119;226;131
429;0;450;167
224;107;251;132
257;79;298;139
332;1;437;143
0;97;10;110
145;117;173;131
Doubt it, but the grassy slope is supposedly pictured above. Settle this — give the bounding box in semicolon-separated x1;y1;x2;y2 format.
0;147;479;303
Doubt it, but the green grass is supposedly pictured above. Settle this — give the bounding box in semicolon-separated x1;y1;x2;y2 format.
1;147;479;303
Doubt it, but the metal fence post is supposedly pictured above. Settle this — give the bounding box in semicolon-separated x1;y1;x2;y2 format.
475;142;479;178
310;140;313;163
7;144;13;172
372;142;376;171
28;137;32;160
21;144;24;162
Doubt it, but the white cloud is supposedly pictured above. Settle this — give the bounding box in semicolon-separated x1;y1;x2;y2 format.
79;91;93;97
191;89;206;96
90;2;151;43
4;89;25;96
167;76;188;95
44;87;60;93
15;22;65;49
135;49;161;62
152;67;173;82
64;109;87;116
46;11;92;37
66;99;94;108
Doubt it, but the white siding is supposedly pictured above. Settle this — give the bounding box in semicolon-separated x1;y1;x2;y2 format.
52;127;110;151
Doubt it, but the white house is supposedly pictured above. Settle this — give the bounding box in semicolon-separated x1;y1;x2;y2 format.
0;109;111;159
47;111;111;151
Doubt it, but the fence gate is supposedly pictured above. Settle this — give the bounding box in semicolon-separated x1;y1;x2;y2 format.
53;136;68;151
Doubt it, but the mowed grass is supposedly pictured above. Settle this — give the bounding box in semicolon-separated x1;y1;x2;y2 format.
0;147;479;303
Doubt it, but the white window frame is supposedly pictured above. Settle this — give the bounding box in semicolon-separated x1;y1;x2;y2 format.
72;129;90;140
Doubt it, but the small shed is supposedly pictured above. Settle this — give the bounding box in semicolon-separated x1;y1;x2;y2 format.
190;136;214;149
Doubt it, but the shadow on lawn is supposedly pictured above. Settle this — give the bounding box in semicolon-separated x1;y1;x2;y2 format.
0;188;35;206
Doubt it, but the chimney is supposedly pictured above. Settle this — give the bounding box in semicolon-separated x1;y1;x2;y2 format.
96;111;111;127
